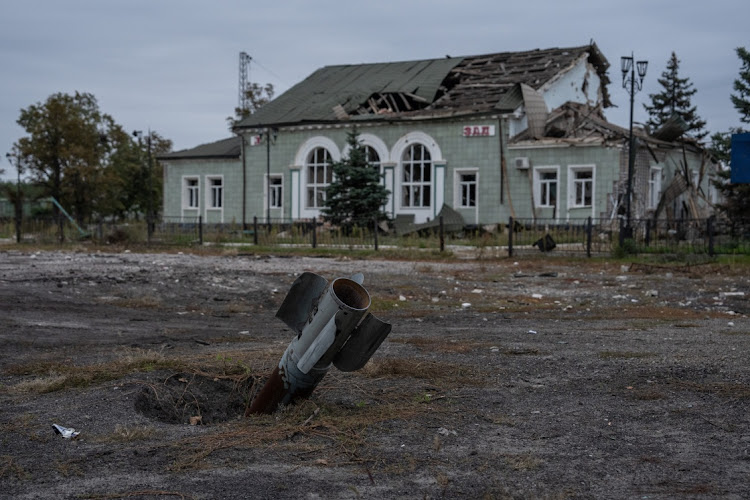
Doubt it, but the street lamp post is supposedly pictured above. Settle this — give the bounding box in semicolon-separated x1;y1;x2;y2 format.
5;151;22;243
621;54;648;240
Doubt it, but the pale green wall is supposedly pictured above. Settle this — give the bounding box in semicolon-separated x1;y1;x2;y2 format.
164;119;714;226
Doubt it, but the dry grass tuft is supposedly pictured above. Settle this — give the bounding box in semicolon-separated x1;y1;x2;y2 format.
359;357;489;387
0;455;29;480
504;453;543;471
110;296;163;310
99;424;159;443
391;336;493;354
171;397;425;471
598;351;655;360
3;348;190;394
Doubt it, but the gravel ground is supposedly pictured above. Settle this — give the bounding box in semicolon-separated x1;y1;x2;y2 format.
1;249;749;499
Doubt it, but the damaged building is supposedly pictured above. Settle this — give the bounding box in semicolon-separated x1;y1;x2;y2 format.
160;42;720;229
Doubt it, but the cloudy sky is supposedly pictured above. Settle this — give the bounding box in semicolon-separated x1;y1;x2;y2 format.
1;0;748;179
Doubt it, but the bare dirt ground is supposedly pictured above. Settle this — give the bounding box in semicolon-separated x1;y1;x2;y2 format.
1;248;749;499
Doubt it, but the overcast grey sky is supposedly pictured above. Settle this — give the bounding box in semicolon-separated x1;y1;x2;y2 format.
1;0;748;179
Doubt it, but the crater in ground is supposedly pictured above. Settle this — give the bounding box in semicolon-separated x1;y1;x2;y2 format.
134;373;257;425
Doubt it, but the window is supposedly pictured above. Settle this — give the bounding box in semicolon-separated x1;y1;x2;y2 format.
401;143;432;208
534;167;558;207
207;177;223;209
364;145;381;169
648;167;662;209
306;147;332;208
457;171;477;208
571;168;593;207
184;178;199;209
269;175;282;209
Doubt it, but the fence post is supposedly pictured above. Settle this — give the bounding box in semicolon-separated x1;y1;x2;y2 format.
373;217;379;251
439;216;445;252
311;217;317;249
707;215;715;256
586;216;592;258
645;219;652;247
508;216;514;257
253;216;258;245
198;215;203;246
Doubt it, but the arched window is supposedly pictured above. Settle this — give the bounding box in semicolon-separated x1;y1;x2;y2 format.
364;145;381;169
401;143;431;208
306;147;333;208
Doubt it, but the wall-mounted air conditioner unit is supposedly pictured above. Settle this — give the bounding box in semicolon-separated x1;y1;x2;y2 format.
514;157;529;169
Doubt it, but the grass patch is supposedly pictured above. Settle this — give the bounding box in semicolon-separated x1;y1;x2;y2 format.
504;453;543;471
0;455;30;480
359;357;489;388
172;397;426;471
96;424;159;443
3;348;189;394
598;351;655;360
391;337;493;354
110;296;163;310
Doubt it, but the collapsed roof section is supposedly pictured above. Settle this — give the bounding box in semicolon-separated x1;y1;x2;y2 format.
510;101;703;152
234;43;610;129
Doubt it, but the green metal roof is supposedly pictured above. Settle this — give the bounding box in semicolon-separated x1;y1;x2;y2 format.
236;57;464;128
234;43;610;130
158;136;241;160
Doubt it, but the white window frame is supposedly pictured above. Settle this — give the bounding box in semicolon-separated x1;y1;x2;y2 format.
206;176;223;210
648;166;662;209
454;169;478;208
182;176;199;209
305;147;333;209
568;165;595;208
400;143;432;209
533;166;559;208
268;174;283;209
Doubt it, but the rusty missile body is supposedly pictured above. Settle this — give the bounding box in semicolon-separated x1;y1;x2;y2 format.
247;272;391;415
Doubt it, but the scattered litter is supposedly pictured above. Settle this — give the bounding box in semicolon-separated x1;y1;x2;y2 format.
616;276;628;281
490;346;500;352
461;302;471;309
644;290;659;297
431;297;440;303
728;322;735;327
721;292;745;298
471;289;483;294
528;330;537;334
52;424;80;439
238;330;250;335
531;293;543;299
399;295;407;301
437;427;457;436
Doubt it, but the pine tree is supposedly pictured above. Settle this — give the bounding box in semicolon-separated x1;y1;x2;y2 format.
644;52;707;140
711;47;750;220
730;47;750;123
322;128;390;231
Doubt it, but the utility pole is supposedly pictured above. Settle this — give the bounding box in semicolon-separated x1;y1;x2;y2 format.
5;151;23;243
133;130;154;243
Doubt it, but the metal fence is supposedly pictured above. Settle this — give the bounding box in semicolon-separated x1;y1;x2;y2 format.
2;214;749;257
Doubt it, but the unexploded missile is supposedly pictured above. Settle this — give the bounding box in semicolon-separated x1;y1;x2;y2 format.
247;272;391;415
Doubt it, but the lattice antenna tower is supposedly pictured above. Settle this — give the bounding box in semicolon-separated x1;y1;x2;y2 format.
239;51;252;111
